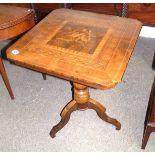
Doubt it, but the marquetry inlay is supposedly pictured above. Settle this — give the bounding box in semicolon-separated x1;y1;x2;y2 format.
47;22;108;54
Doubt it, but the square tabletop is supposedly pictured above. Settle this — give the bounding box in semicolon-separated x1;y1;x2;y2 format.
7;9;142;90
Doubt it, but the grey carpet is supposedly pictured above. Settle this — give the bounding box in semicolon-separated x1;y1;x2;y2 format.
0;37;155;152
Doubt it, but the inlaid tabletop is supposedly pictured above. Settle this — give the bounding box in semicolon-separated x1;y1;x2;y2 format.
7;9;142;90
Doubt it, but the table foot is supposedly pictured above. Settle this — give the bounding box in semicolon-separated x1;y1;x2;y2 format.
88;98;121;130
50;100;77;138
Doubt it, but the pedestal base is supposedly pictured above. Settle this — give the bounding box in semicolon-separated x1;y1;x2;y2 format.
50;82;121;138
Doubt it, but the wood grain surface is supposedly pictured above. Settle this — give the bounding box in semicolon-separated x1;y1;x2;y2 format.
6;9;142;90
127;4;155;26
0;5;35;41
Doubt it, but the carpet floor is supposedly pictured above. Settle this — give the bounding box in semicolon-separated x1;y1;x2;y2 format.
0;37;155;151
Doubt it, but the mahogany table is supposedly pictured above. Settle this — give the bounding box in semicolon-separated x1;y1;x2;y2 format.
0;5;35;99
141;77;155;149
6;9;142;138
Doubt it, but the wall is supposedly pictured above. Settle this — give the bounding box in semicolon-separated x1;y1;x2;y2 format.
140;26;155;38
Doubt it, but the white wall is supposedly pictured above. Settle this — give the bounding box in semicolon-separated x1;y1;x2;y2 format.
140;26;155;38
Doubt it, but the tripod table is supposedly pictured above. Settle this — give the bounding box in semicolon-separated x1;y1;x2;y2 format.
6;9;142;138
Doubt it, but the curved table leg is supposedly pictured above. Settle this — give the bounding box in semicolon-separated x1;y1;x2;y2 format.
88;98;121;130
50;100;77;138
50;82;121;138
